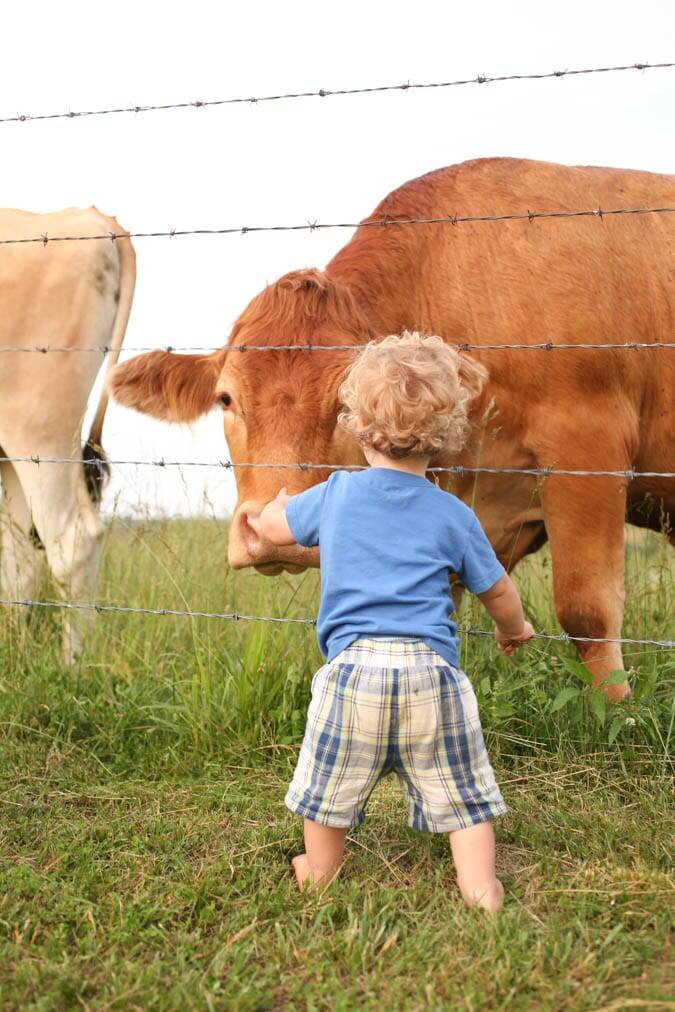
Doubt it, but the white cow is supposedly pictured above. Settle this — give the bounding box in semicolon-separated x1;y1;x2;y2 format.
0;207;135;661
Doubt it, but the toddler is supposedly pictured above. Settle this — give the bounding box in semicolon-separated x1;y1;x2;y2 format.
250;332;533;912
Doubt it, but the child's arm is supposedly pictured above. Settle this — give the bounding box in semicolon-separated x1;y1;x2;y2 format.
249;478;330;549
478;574;534;656
247;488;296;546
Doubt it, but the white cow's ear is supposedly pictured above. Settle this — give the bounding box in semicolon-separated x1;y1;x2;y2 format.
109;349;224;422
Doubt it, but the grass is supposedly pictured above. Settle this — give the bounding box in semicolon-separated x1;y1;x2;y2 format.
0;517;673;1009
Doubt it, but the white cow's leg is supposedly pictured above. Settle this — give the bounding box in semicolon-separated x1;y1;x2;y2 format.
0;461;44;602
13;459;104;663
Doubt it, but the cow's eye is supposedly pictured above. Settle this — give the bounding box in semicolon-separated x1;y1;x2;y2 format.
218;393;232;409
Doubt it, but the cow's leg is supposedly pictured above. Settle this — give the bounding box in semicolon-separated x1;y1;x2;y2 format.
540;476;629;702
12;459;104;664
0;460;45;601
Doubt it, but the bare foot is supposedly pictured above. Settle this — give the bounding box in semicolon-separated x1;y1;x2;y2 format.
292;852;342;889
460;877;504;913
291;853;312;888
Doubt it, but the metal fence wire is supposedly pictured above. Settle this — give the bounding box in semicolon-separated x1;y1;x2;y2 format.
1;204;674;247
1;597;672;649
1;60;672;125
0;340;673;355
0;456;673;479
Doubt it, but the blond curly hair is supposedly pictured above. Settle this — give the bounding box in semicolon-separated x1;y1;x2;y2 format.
338;331;488;459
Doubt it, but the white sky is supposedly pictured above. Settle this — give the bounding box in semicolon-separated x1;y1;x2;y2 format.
2;0;673;517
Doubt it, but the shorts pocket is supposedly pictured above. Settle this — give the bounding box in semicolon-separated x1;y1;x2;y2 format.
353;693;385;738
403;682;440;739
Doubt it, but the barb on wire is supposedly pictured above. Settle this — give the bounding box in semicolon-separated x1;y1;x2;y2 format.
1;205;674;248
0;340;674;355
0;454;672;479
0;596;672;648
1;61;672;126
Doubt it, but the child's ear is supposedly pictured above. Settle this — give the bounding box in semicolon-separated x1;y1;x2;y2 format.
458;354;489;400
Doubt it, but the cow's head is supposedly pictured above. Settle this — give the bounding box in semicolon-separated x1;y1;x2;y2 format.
110;269;373;573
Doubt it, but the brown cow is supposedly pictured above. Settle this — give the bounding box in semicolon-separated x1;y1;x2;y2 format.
110;158;675;701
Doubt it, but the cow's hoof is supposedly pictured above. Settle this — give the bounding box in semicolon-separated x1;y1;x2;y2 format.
604;679;631;703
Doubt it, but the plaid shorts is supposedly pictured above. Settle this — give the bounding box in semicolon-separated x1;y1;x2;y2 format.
285;638;506;833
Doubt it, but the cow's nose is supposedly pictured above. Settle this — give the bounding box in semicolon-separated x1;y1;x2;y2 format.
228;500;266;569
242;501;263;542
242;505;263;554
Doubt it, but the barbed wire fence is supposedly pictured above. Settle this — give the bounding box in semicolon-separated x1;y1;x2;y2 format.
0;597;671;649
1;456;673;479
0;340;673;355
0;451;672;649
1;60;672;125
2;203;674;247
1;59;674;657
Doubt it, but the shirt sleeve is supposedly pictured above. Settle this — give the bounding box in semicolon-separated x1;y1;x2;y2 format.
285;480;329;548
458;515;506;594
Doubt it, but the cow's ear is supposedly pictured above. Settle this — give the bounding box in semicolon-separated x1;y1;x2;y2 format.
109;350;224;422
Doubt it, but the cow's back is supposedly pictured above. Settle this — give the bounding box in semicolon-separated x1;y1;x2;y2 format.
329;158;674;340
0;206;123;337
0;207;125;451
328;158;674;489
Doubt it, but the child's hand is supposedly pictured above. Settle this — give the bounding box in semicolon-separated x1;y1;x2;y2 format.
269;487;290;511
247;511;262;535
249;488;289;536
247;487;296;547
495;621;535;656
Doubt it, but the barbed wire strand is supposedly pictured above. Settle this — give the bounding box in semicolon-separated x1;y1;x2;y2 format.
1;340;674;355
1;205;674;248
1;455;672;479
1;61;673;126
1;596;671;648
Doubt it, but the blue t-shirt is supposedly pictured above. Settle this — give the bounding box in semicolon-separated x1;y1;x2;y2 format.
285;467;505;668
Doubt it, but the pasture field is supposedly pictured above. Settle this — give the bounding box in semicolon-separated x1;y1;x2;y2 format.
0;517;673;1010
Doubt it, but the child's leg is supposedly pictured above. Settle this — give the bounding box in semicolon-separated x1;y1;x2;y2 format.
449;821;504;912
292;820;348;888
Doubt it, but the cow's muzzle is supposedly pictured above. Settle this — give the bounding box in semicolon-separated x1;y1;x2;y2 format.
227;500;318;573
